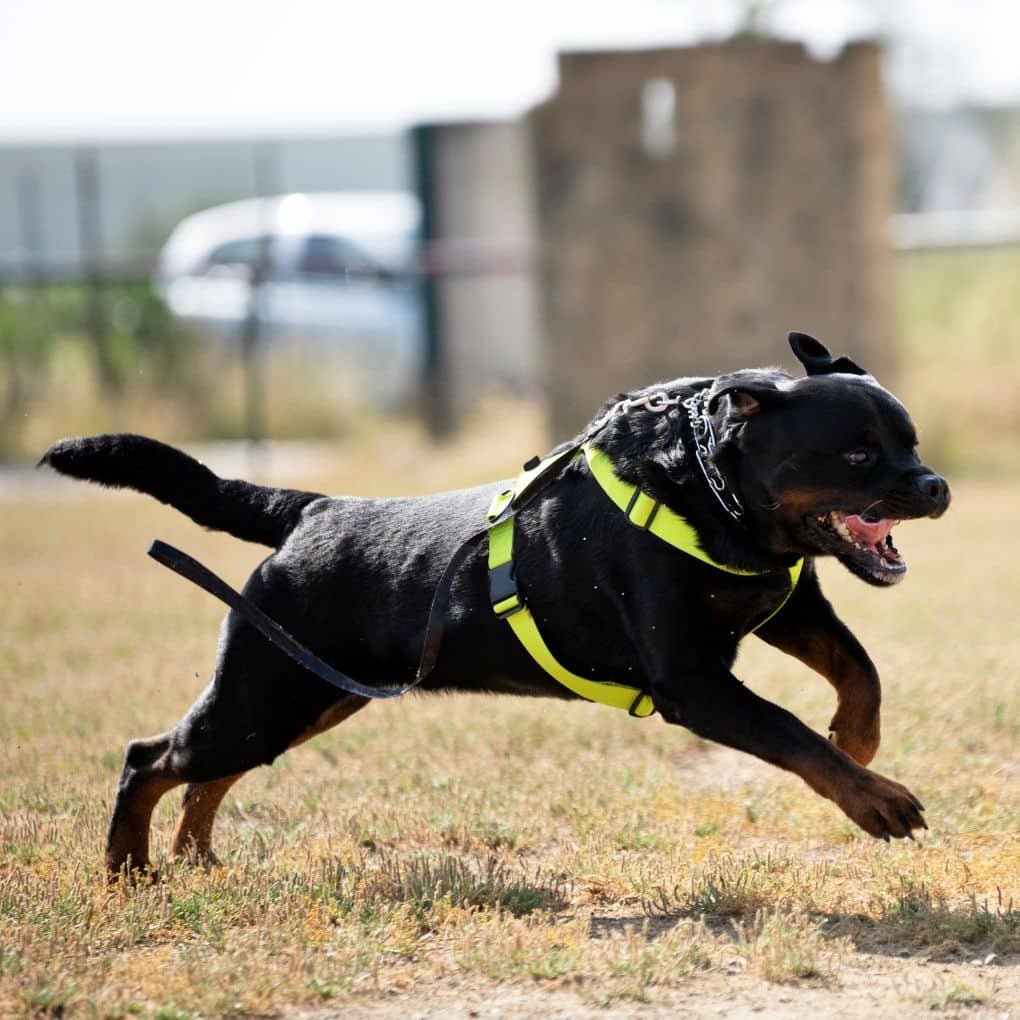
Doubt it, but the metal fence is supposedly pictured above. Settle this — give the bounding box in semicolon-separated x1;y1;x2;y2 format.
0;136;537;444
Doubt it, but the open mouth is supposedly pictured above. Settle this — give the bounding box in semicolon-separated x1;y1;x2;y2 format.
807;509;905;585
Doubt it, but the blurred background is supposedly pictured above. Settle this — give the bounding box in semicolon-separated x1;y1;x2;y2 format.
2;0;1019;477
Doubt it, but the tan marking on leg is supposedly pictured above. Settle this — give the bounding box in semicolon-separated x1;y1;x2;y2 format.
287;695;370;750
106;732;183;880
761;624;881;766
106;774;182;879
171;773;243;865
829;693;881;766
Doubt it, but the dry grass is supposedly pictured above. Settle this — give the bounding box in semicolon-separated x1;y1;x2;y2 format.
4;248;1020;1014
898;246;1020;474
1;401;1018;1017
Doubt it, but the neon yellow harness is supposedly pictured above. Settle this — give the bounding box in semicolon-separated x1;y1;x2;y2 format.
487;444;803;718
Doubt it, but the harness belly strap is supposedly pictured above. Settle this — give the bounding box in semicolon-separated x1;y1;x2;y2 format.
486;444;804;719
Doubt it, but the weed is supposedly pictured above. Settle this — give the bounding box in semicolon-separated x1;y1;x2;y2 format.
736;910;847;983
883;882;1020;953
322;852;568;929
919;981;990;1010
645;851;781;918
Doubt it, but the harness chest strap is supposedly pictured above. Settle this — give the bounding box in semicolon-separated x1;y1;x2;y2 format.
487;444;803;718
582;445;803;593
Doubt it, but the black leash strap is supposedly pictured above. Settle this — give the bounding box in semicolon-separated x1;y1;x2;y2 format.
148;540;409;700
411;528;488;684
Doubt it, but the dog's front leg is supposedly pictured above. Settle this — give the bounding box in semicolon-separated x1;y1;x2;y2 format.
755;565;881;765
650;668;924;840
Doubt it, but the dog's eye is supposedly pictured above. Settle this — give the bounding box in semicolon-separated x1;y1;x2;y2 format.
844;448;874;467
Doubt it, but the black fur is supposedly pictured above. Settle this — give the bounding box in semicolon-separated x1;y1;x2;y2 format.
789;330;867;377
41;433;321;548
41;334;951;874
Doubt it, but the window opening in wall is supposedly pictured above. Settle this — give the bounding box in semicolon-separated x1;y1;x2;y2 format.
641;77;677;158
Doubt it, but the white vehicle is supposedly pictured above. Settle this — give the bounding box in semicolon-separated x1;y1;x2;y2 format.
156;191;423;405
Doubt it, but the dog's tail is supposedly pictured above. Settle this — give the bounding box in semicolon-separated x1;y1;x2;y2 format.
40;433;323;548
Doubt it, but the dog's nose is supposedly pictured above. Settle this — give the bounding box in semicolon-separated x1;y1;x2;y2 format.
916;472;950;518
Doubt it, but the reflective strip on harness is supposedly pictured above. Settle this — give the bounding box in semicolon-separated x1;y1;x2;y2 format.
581;443;802;630
487;515;656;717
587;446;756;576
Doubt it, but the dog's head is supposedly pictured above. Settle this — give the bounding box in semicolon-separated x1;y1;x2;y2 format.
705;332;950;586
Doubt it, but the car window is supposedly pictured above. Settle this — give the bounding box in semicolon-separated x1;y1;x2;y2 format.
202;237;269;274
296;235;377;278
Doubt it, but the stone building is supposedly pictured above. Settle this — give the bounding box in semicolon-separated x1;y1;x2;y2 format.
530;39;894;435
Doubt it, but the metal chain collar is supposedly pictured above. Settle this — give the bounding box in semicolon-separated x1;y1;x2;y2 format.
619;391;682;414
683;389;745;521
589;386;745;523
587;390;682;435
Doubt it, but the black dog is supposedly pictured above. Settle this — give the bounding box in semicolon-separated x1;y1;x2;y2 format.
42;333;949;876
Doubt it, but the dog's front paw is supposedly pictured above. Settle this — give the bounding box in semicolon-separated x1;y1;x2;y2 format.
834;767;927;841
829;704;880;766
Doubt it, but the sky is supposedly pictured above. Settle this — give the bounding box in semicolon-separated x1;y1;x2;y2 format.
2;0;1020;142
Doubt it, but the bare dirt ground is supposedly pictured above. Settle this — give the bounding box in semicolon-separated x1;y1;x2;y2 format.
286;923;1019;1020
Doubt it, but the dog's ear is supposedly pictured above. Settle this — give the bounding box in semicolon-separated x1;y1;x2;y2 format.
707;372;786;417
789;331;867;377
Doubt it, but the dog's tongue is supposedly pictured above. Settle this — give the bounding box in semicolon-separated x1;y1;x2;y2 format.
845;514;895;547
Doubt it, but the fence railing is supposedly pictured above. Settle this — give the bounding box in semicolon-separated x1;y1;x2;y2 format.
890;208;1020;251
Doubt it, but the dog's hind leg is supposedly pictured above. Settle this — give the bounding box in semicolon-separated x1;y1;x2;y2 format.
109;583;376;879
106;732;184;879
169;696;369;867
171;774;242;866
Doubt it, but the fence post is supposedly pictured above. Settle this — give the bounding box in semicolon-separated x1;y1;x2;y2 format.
73;147;117;392
16;165;44;283
240;141;279;449
412;125;453;439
